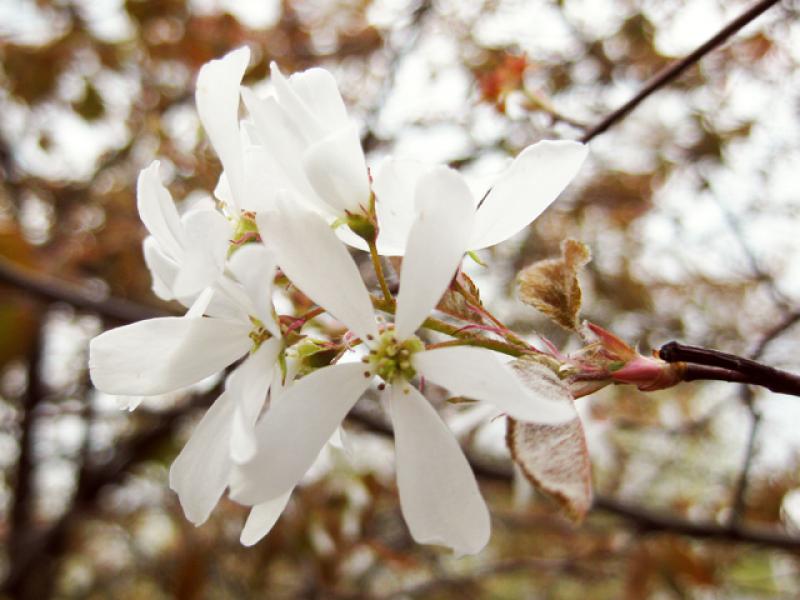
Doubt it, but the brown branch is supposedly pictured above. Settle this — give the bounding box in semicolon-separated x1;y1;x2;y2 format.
580;0;782;143
374;555;610;599
0;256;172;324
660;341;800;397
2;219;799;568
730;386;761;526
1;390;218;596
348;405;800;553
8;316;44;566
593;496;800;552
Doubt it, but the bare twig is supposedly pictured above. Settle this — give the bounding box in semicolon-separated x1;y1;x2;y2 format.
0;256;172;323
8;316;44;565
348;405;800;553
660;341;800;397
375;555;610;599
730;387;762;526
580;0;782;143
1;390;218;596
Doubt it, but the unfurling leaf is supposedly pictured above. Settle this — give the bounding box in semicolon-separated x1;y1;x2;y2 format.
437;271;485;324
517;239;591;331
506;359;592;522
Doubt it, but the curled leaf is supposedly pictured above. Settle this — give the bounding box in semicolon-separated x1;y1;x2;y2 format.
506;359;592;522
517;239;591;331
437;271;485;324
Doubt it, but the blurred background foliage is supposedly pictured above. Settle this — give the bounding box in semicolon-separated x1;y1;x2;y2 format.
2;0;800;597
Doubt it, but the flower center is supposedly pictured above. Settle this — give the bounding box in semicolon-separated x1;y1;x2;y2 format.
367;331;424;384
249;316;272;350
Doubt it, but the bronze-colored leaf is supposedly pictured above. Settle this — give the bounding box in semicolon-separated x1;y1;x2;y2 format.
506;360;592;522
517;238;591;331
437;271;484;324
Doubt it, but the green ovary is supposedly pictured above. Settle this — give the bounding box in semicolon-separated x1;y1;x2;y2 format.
368;331;424;384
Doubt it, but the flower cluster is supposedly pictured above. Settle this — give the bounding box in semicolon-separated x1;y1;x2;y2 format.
89;47;588;554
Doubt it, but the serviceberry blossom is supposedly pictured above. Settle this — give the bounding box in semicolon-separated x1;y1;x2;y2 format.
138;162;232;302
371;140;587;255
203;47;587;258
90;244;283;526
230;168;575;555
88;46;593;554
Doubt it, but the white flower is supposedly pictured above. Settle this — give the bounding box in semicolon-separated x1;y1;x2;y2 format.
138;161;232;301
242;62;370;219
370;140;588;255
230;167;574;555
89;244;282;524
195;46;251;214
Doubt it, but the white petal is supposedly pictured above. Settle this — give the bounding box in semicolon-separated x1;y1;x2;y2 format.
289;67;348;131
241;89;324;212
142;236;179;301
89;317;251;396
117;395;143;412
173;209;231;297
240;491;292;546
257;196;378;341
230;362;371;504
388;384;490;555
372;157;430;256
228;339;281;464
470;140;587;249
185;286;215;318
394;167;475;339
270;62;324;142
169;392;234;525
303;125;370;216
196;47;250;212
239;140;287;213
137;162;185;260
228;244;279;334
413;347;575;424
213;171;233;207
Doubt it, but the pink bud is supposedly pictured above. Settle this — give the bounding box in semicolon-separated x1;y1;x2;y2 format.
611;354;684;391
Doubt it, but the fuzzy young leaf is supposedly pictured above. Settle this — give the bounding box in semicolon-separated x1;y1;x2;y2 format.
517;239;591;331
437;272;484;324
506;359;592;522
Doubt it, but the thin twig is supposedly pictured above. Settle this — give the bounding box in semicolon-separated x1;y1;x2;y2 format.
580;0;782;143
8;315;44;566
660;341;800;396
0;256;170;324
1;390;218;595
730;387;762;526
348;405;800;553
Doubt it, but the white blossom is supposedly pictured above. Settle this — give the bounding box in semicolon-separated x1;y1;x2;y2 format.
90;244;282;525
231;170;574;555
138;162;232;302
370;140;588;255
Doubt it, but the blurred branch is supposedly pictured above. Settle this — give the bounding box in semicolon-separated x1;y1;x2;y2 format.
730;386;761;526
348;405;800;553
660;341;800;396
661;300;800;528
3;253;800;571
8;316;44;565
580;0;782;143
0;256;172;323
1;390;218;597
374;555;610;599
